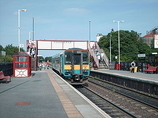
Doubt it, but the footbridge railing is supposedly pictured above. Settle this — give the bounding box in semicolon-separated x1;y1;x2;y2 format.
88;41;109;69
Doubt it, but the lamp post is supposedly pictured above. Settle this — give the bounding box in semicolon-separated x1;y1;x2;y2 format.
109;29;114;63
18;9;27;52
113;20;125;69
89;20;91;42
29;31;33;40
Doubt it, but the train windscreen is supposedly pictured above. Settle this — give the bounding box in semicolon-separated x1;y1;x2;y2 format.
73;54;81;64
65;50;88;65
83;51;89;64
65;51;71;64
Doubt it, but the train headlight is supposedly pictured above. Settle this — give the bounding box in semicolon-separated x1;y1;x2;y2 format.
83;67;86;69
65;69;72;75
82;69;88;75
82;69;88;72
66;69;71;72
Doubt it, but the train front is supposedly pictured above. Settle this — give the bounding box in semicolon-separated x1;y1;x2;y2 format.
63;49;90;84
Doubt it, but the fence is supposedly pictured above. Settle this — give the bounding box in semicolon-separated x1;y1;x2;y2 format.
0;62;13;76
113;62;151;72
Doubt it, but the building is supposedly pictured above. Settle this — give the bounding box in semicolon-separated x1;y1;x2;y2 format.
141;26;158;48
96;33;103;42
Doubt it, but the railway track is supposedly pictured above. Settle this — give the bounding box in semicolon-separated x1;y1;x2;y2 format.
76;86;135;118
89;77;158;109
53;69;158;117
75;77;158;118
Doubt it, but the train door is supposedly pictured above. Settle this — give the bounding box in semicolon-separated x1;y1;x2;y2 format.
72;51;83;77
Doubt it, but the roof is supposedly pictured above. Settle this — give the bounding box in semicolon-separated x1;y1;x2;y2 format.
143;33;153;38
13;51;29;56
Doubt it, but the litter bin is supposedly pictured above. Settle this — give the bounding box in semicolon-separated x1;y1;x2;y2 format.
130;67;133;72
115;64;120;70
130;66;138;73
134;67;138;73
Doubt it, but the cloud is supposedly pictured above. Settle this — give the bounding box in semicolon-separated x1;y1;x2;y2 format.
63;8;90;15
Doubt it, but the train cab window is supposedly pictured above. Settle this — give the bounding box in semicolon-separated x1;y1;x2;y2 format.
65;51;71;64
73;54;81;64
83;52;88;64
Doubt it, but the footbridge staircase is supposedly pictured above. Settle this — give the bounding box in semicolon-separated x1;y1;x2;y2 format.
88;41;109;69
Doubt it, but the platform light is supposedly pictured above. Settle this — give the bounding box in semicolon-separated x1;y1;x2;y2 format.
18;9;28;52
113;20;125;66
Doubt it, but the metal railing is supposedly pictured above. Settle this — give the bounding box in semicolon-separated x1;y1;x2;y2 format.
87;42;99;68
95;42;109;69
0;62;13;76
87;41;109;69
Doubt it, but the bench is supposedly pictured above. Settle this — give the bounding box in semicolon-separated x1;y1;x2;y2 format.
0;71;11;83
144;66;158;74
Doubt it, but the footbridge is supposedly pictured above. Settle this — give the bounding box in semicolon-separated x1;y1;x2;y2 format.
26;40;109;70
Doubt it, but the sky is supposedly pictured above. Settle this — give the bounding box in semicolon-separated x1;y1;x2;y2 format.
0;0;158;57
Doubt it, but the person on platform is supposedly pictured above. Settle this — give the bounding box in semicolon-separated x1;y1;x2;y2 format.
130;61;136;73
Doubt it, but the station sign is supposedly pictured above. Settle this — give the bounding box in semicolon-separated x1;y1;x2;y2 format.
138;54;146;57
152;52;158;54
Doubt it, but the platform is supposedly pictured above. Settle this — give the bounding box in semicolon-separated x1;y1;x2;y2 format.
0;69;110;118
92;69;158;84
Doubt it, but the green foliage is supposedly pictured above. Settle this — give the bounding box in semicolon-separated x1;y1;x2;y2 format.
45;56;52;62
38;56;52;63
0;44;24;62
38;56;44;62
98;30;154;62
0;45;3;51
3;55;13;62
4;44;19;55
151;48;158;53
0;44;52;63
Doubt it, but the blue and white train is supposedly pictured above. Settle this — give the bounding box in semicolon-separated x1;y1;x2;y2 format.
52;48;90;84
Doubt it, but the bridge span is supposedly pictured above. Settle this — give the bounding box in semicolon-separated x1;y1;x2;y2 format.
26;40;109;70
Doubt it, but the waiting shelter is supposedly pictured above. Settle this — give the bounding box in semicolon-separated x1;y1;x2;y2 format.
13;52;31;77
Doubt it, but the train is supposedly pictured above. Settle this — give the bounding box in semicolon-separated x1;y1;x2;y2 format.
52;48;90;85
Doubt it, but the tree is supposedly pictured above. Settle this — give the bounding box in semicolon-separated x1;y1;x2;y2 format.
0;44;25;62
4;44;19;55
38;56;44;63
98;30;152;62
45;56;52;62
0;45;3;51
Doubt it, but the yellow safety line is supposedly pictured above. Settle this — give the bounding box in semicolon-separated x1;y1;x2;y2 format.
46;70;83;118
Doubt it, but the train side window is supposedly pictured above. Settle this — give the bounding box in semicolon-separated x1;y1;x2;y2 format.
83;52;88;64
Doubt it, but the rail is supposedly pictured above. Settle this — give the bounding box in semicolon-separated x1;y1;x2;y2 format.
85;78;158;118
